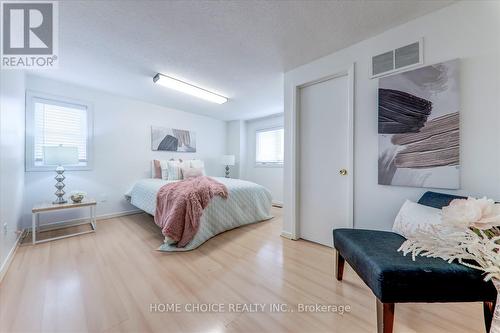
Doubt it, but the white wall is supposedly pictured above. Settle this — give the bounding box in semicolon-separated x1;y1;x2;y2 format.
24;76;227;227
244;114;284;205
284;1;500;235
0;71;26;271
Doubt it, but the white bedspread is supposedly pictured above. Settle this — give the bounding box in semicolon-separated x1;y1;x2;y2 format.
125;177;273;251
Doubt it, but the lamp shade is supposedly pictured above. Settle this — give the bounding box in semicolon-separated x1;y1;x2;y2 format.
43;146;79;166
221;155;235;166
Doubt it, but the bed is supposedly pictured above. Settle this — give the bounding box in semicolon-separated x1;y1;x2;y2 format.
125;177;273;251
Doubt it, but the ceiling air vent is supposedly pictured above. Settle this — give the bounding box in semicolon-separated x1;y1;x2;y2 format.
371;39;423;78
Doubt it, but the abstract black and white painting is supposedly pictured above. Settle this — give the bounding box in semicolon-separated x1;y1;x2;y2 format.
378;59;460;189
151;126;196;152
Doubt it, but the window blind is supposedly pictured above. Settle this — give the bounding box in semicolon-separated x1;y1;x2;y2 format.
33;99;88;164
256;128;284;164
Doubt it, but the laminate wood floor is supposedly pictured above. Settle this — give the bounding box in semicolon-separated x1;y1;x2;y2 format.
0;208;484;333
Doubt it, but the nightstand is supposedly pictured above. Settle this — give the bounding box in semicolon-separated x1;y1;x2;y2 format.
31;199;97;244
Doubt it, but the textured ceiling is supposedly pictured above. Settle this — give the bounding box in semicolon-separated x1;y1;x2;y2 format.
31;0;454;120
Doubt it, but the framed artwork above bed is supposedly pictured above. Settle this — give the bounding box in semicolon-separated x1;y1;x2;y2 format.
151;126;196;152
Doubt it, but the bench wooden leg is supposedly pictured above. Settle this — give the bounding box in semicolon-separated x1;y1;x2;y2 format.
335;250;345;281
376;299;394;333
484;300;496;332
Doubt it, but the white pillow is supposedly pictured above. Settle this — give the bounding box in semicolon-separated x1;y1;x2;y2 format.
392;200;442;239
179;160;190;170
182;167;204;179
167;160;190;180
159;160;169;180
166;160;182;180
190;159;206;175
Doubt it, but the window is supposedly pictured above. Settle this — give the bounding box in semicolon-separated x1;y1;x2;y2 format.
255;127;284;166
26;91;93;171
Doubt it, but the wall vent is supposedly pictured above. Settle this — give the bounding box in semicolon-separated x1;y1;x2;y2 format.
370;39;423;78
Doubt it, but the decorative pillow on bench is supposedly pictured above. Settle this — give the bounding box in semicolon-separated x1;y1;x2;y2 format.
392;199;442;239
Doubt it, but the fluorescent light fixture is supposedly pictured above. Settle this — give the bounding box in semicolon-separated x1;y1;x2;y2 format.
153;73;228;104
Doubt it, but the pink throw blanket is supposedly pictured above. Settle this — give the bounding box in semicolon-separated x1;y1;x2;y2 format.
154;176;228;247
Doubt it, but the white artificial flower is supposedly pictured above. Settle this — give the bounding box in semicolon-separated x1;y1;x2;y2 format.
442;197;500;230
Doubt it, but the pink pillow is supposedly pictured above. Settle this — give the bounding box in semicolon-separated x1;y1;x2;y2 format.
182;167;203;179
153;160;162;179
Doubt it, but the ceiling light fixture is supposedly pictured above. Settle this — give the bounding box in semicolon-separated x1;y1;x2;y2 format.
153;73;228;104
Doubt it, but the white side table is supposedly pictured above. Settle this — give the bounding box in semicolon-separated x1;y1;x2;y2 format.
32;199;97;244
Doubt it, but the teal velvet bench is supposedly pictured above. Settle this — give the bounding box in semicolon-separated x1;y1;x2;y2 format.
333;192;497;333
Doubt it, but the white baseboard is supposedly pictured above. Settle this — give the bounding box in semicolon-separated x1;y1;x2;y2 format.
280;231;294;240
98;209;143;220
0;230;25;284
28;209;143;232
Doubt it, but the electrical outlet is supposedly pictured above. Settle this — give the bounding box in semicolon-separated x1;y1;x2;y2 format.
3;223;7;235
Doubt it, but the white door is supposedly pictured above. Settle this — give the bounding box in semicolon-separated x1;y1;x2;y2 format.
298;74;351;247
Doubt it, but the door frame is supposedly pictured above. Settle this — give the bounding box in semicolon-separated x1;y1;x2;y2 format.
289;64;355;241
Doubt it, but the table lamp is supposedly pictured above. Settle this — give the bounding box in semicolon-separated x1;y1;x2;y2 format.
221;155;235;178
43;145;79;204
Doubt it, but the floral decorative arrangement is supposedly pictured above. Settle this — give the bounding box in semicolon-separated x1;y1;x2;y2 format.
399;197;500;332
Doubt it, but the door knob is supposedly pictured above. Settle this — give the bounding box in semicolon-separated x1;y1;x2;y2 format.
339;169;348;176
